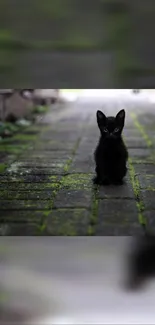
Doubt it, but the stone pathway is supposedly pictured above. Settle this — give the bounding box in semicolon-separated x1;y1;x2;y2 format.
0;95;155;235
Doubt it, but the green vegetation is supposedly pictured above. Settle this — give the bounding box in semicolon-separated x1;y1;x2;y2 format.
128;157;146;225
130;112;153;147
32;105;49;114
89;184;99;235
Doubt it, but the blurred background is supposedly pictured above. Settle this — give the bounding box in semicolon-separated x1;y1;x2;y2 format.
0;88;154;139
1;237;155;324
0;0;155;87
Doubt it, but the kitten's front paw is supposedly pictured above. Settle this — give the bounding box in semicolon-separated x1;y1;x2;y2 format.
113;179;124;186
93;176;110;186
101;178;110;186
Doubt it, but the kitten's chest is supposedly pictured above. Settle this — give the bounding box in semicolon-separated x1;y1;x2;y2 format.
103;144;121;160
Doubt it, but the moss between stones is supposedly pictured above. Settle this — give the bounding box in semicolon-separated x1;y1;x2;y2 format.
60;173;92;190
87;225;94;236
38;223;47;233
42;208;89;236
87;183;99;235
39;177;62;223
128;157;146;225
63;158;72;173
40;174;93;233
0;163;7;173
0;144;29;154
132;158;155;165
146;174;155;179
13;134;37;141
63;137;81;173
146;186;155;191
130;112;153;148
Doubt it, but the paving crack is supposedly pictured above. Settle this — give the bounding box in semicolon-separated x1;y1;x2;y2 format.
130;112;153;148
128;157;146;226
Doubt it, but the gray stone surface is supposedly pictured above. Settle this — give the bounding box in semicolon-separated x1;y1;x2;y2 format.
1;92;155;235
0;223;40;236
0;211;43;224
134;164;155;175
95;223;143;236
138;175;155;190
97;179;134;199
45;209;90;236
97;199;138;225
0;199;50;210
128;148;151;158
69;157;94;173
143;210;155;228
53;189;92;209
141;190;155;211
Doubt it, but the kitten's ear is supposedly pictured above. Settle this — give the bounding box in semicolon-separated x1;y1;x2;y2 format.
116;109;125;126
96;110;106;128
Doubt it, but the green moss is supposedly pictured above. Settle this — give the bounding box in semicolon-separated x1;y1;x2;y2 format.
88;184;99;235
87;225;94;236
128;159;140;199
91;197;98;225
1;138;19;145
0;144;29;154
32;105;49;114
58;226;77;236
13;134;37;141
146;186;155;191
49;175;58;181
47;182;60;189
38;223;47;233
60;173;92;190
130;112;153;148
48;176;61;191
52;190;57;196
63;158;72;173
132;158;155;165
43;210;51;217
146;174;155;179
41;207;90;235
0;163;7;173
128;157;146;225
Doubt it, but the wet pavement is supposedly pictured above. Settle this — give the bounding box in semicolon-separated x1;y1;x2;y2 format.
0;91;155;235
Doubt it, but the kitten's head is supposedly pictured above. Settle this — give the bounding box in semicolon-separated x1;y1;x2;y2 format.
96;109;125;139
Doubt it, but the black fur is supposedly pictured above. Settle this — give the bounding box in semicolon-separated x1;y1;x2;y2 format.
94;109;128;185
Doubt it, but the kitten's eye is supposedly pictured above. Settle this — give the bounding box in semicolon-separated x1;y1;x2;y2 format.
104;128;108;133
114;128;119;133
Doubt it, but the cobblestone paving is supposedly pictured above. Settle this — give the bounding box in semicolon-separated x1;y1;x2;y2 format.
0;95;155;235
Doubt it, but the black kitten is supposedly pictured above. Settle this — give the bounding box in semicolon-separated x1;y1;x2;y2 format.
94;109;128;185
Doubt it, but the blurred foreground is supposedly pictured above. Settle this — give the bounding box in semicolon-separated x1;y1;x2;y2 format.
0;1;155;86
1;237;155;324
